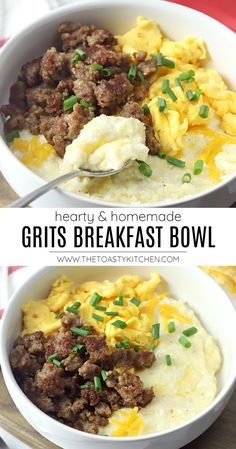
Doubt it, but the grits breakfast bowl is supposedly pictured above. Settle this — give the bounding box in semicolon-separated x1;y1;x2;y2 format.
0;1;236;207
0;267;235;449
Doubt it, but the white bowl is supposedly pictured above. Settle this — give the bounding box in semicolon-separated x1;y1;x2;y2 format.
0;0;236;207
0;266;235;449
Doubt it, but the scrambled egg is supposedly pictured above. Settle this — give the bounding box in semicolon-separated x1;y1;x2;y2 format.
116;16;162;55
62;115;149;172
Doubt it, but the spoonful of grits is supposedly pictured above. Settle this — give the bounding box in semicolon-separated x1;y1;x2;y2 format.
8;115;151;208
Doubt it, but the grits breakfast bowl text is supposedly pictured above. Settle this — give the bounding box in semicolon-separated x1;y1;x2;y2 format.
1;9;236;206
0;266;235;449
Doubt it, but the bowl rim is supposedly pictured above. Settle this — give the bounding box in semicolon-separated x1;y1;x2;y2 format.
0;0;236;207
0;265;236;442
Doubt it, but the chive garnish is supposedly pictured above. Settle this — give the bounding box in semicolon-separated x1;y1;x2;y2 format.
63;95;77;111
111;320;127;329
130;297;141;307
186;89;195;101
194;88;202;100
183;326;198;337
80;383;90;389
162;79;169;93
152;323;160;340
73;302;81;309
94;376;102;392
70;327;90;336
182;173;192;184
162;79;177;101
193;159;204;175
137;70;146;85
72;344;85;353
48;353;58;361
187;77;194;83
113;292;124;306
175;78;183;90
142;103;150;116
71;54;80;64
115;338;130;349
156;52;163;66
128;63;137;80
168;321;176;333
156;151;167;159
179;70;195;81
80;99;92;109
149;344;157;351
6;130;20;143
136;160;153;177
92;64;113;77
55;311;65;319
157;97;167;113
134;345;140;352
90;292;103;307
53;359;62;367
101;370;108;381
166;354;172;366
199;104;209;118
178;335;191;348
105;311;119;316
155;53;175;68
95;305;107;311
92;313;104;322
71;47;87;64
66;306;78;315
167;156;185;168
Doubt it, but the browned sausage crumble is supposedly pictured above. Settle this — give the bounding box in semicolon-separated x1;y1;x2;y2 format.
1;22;160;158
10;313;155;435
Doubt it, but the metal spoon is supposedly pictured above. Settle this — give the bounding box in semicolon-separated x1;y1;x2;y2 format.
8;160;132;208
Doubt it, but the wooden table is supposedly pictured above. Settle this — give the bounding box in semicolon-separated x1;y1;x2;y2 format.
0;370;235;449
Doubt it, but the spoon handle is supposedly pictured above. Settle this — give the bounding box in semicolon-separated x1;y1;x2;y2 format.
8;169;88;208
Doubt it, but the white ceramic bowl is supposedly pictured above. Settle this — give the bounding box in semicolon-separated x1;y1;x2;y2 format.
0;266;235;449
0;0;236;207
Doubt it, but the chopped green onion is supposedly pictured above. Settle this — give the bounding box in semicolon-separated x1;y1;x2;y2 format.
48;353;58;361
76;47;87;58
73;301;81;309
156;52;164;66
92;64;113;77
6;130;20;143
105;311;119;316
152;323;160;340
111;320;127;329
199;104;209;118
182;173;192;184
187;77;194;83
149;344;157;351
101;370;108;381
80;99;92;108
53;359;62;367
137;70;146;85
92;313;104;322
71;54;80;64
128;63;137;80
63;95;77;111
134;345;140;352
136;160;153;177
179;70;195;81
72;344;85;353
156;151;167;159
95;305;107;311
80;383;90;389
194;88;202;100
168;321;176;333
166;354;172;366
113;292;124;306
116;338;131;349
183;326;198;337
55;311;65;319
167;156;185;168
90;292;103;307
178;335;192;348
157;97;167;113
66;306;79;315
130;297;141;307
163;57;175;68
70;327;90;336
186;89;195;101
92;63;103;70
94;376;102;392
142;103;150;116
162;79;170;93
175;78;183;90
193;159;204;175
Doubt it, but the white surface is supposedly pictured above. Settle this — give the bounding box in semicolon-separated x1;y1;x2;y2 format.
0;0;236;207
0;266;235;449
